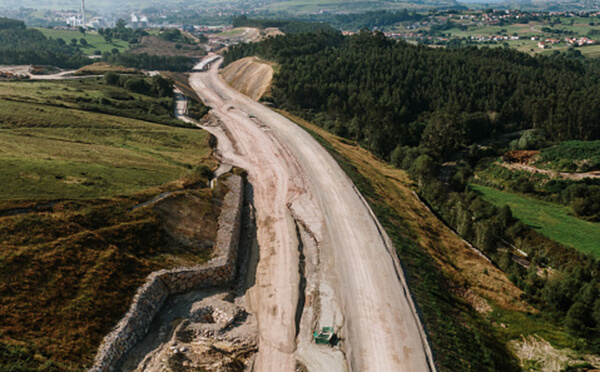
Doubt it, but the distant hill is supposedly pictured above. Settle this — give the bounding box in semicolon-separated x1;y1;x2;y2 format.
4;0;460;13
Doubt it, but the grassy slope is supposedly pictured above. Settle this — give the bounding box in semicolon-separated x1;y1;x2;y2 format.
0;80;217;370
0;99;211;200
36;28;129;56
0;78;210;201
471;184;600;257
0;79;183;127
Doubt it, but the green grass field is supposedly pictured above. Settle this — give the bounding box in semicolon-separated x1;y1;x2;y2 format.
0;97;211;200
37;28;129;55
471;184;600;257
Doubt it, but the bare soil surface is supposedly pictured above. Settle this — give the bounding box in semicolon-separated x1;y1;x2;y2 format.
188;59;435;372
221;57;273;101
120;289;258;372
500;161;600;180
509;335;600;372
0;65;79;79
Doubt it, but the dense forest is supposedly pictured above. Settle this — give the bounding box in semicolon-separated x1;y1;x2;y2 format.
0;18;90;68
106;53;194;72
224;29;600;358
293;9;424;31
232;16;337;34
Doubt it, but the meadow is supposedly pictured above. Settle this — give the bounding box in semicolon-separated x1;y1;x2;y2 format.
37;28;129;55
0;98;211;200
470;184;600;257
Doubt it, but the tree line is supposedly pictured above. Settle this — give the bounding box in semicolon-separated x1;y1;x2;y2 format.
0;26;90;68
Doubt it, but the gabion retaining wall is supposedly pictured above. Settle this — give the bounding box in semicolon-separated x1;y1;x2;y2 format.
89;175;244;372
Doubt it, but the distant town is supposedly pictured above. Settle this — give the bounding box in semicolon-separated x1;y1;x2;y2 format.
5;3;600;59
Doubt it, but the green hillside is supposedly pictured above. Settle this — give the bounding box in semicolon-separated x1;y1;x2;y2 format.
471;184;600;257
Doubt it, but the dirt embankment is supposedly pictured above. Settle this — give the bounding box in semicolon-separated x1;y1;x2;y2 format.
500;161;600;180
501;150;600;180
220;57;274;101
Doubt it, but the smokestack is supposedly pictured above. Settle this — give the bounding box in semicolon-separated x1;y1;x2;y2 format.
81;0;85;28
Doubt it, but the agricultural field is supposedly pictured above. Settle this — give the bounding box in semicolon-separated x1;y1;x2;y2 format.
395;12;600;58
470;184;600;257
37;28;129;55
0;78;217;370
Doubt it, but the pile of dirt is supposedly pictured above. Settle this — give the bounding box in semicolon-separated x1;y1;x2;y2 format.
509;335;600;371
220;57;274;101
74;62;139;76
502;150;540;164
29;65;61;75
153;190;220;254
120;290;257;371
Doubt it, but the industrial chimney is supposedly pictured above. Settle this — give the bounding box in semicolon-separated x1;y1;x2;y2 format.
81;0;85;28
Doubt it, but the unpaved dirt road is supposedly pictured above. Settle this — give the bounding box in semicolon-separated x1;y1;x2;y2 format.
500;161;600;180
188;59;435;372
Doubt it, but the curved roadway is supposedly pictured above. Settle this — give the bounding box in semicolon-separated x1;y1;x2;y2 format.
188;59;435;372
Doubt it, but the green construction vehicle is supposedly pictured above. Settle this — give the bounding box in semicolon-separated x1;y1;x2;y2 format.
313;327;334;345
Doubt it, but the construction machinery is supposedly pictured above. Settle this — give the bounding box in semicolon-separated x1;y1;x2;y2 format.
313;327;334;345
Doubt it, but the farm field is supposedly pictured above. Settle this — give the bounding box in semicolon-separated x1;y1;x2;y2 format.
37;28;129;55
470;184;600;257
0;79;212;201
401;14;600;58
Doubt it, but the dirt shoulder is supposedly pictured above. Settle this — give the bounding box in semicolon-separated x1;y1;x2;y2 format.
221;57;274;101
500;161;600;180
